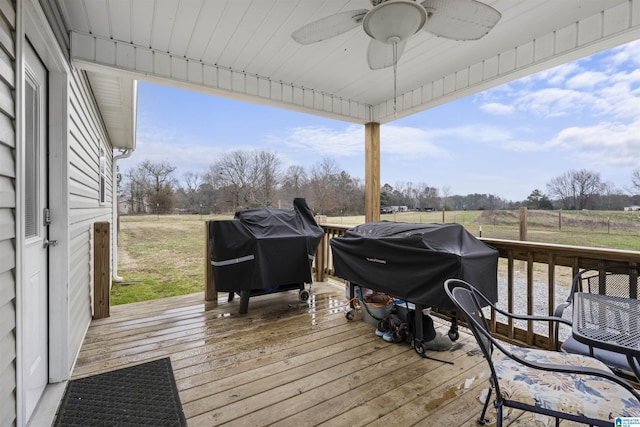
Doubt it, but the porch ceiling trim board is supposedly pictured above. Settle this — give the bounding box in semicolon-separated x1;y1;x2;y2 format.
69;31;372;125
65;2;640;126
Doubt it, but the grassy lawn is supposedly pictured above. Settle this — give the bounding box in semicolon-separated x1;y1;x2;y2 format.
112;210;640;305
113;214;232;305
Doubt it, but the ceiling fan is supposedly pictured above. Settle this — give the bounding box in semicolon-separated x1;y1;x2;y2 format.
292;0;501;70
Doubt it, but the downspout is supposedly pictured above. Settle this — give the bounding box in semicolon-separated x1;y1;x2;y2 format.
112;149;132;282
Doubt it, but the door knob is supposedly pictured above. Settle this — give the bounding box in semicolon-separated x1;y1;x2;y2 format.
43;239;58;248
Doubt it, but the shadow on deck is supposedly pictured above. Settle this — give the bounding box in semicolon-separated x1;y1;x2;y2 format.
72;281;583;426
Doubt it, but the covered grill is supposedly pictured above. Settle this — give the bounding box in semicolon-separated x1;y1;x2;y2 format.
331;221;498;311
331;221;498;352
209;198;323;313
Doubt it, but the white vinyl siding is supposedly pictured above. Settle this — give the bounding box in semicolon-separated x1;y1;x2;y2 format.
0;0;16;425
67;67;113;364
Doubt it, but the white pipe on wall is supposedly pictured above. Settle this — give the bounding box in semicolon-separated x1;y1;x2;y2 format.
112;149;132;282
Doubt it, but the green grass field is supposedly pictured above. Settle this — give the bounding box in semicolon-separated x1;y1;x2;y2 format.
112;210;640;305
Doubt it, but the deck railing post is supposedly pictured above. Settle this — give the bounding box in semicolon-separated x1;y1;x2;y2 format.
317;231;327;282
93;221;110;319
314;216;328;282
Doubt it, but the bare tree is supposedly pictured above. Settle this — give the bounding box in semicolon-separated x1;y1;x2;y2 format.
124;167;149;213
546;173;574;209
212;149;283;211
214;150;253;212
416;183;439;210
182;171;201;193
547;169;603;210
120;160;177;214
280;165;308;207
203;164;222;189
250;150;281;207
309;157;340;214
632;169;640;194
440;186;452;210
181;171;203;213
140;160;177;214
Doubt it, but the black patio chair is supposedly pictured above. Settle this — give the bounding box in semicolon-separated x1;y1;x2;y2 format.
444;278;640;427
554;266;640;379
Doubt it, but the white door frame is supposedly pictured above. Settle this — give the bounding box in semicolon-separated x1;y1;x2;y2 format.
16;1;70;425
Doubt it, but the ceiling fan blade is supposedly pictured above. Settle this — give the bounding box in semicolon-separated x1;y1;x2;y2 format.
292;9;368;44
367;39;407;70
421;0;501;40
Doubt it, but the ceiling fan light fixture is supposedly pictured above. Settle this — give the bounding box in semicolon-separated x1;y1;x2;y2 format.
363;0;427;44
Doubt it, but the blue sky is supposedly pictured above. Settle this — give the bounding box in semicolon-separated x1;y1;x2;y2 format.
120;39;640;202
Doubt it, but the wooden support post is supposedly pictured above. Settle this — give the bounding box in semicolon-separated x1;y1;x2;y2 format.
93;222;110;319
316;232;327;282
204;220;218;302
365;122;381;223
313;216;327;282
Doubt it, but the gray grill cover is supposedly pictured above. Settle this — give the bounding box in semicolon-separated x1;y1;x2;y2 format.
209;198;323;292
330;221;498;310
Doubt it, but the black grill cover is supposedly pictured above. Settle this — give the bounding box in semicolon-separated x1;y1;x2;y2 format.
209;198;323;292
330;221;498;310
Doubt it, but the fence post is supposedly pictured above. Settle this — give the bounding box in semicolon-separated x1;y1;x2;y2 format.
559;209;562;231
519;207;528;241
93;222;110;319
204;220;218;302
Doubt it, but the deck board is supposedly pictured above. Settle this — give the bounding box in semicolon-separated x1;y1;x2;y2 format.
71;281;573;426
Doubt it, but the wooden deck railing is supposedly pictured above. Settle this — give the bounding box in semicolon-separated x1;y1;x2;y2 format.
313;223;640;351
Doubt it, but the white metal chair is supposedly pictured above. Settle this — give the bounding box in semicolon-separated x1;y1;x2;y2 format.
445;278;640;426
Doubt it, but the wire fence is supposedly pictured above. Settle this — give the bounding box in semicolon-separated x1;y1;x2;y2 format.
472;209;640;252
372;209;640;252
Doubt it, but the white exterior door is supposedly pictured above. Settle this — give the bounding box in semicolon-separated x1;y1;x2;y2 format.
23;41;49;422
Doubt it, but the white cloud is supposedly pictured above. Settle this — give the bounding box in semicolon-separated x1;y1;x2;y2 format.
268;124;452;160
478;41;639;123
124;118;255;175
527;62;581;86
480;102;515;115
566;71;608;89
610;39;640;67
268;125;363;156
593;79;640;119
380;126;449;157
515;88;595;118
121;138;228;176
546;119;640;168
443;125;545;152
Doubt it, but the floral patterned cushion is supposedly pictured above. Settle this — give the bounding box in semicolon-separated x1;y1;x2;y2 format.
492;344;640;422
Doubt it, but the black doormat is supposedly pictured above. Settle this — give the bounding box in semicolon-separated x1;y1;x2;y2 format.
54;358;187;427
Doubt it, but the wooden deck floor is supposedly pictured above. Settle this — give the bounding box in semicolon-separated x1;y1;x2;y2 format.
72;281;581;426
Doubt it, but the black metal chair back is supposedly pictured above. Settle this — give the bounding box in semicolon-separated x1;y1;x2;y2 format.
574;266;640;299
554;266;640;379
445;278;640;427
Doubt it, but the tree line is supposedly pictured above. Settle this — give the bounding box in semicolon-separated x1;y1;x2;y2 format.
119;151;364;215
118;151;640;216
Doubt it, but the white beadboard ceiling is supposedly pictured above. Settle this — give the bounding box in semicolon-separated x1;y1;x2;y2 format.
55;0;640;150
